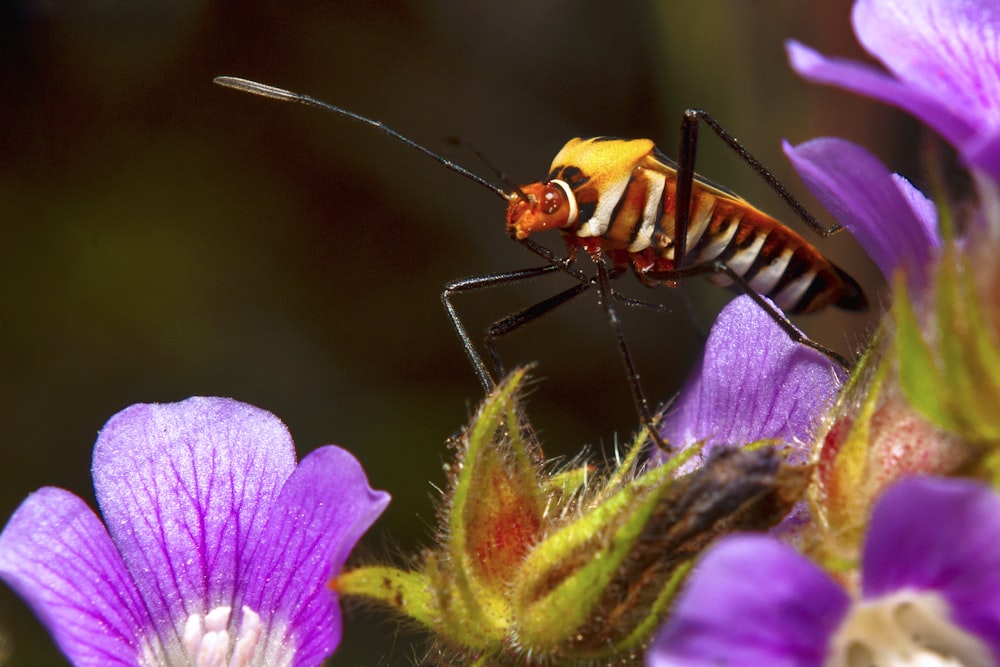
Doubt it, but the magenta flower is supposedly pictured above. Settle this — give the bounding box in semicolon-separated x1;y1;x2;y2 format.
784;137;940;291
0;397;390;667
787;0;1000;183
657;294;842;472
646;476;1000;666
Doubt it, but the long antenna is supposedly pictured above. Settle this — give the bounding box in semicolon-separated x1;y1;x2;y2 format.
214;76;509;202
447;136;532;203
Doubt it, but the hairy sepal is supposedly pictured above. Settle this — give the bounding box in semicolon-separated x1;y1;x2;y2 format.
335;370;809;664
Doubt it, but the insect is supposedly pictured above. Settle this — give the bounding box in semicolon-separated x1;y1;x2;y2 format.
213;76;867;452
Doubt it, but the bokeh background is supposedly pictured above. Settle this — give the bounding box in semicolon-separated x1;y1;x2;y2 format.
0;1;913;665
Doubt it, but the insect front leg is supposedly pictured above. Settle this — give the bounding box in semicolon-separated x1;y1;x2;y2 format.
478;270;678;385
443;264;567;392
484;282;593;380
444;238;658;394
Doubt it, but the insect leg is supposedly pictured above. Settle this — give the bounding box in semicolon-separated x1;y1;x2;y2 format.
674;109;699;271
481;274;680;384
648;261;851;369
681;109;840;238
612;292;674;315
484;282;593;379
516;236;656;310
445;240;654;392
443;264;568;391
591;255;673;452
520;236;682;448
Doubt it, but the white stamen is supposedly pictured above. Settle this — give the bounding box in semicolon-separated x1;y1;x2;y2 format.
176;605;264;667
198;630;229;667
204;606;232;632
183;614;203;658
826;590;995;667
230;607;262;667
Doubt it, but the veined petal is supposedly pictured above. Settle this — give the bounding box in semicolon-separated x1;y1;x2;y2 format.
862;476;1000;662
238;445;390;666
0;488;150;666
784;137;940;290
853;0;1000;130
1;397;387;667
91;398;298;641
787;40;975;151
647;535;849;667
659;295;841;470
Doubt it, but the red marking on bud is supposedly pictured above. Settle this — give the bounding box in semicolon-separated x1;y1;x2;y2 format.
468;466;542;584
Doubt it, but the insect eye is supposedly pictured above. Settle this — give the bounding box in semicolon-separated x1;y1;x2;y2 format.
541;186;562;213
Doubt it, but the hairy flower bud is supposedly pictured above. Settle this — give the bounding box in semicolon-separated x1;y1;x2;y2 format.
334;369;810;665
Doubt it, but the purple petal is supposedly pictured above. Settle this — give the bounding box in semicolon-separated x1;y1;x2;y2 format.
862;476;1000;662
658;295;841;470
0;488;150;666
91;397;298;636
787;40;975;152
647;535;849;667
790;0;1000;183
853;0;1000;130
784;137;940;290
237;445;390;666
964;129;1000;181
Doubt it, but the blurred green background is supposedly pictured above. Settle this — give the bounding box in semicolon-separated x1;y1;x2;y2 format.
0;1;909;664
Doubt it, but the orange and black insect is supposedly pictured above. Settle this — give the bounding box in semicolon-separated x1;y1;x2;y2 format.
214;77;867;451
506;135;866;314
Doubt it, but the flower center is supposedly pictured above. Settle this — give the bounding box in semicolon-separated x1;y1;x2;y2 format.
826;590;995;667
181;605;262;667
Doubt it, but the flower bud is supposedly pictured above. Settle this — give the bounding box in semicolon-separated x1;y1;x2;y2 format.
335;369;810;664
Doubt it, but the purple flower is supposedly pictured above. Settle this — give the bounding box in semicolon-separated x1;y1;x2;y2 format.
787;0;1000;183
0;397;390;667
646;476;1000;666
657;294;842;472
784;137;940;291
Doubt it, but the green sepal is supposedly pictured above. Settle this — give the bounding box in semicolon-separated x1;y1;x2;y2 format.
544;464;590;497
894;279;951;428
512;454;687;654
334;565;437;628
804;338;890;571
895;245;1000;445
437;366;540;647
451;367;546;591
336;370;810;665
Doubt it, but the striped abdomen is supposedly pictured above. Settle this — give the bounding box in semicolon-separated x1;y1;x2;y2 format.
505;137;867;315
627;173;866;314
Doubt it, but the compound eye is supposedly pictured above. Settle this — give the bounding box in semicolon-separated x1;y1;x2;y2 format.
541;185;563;214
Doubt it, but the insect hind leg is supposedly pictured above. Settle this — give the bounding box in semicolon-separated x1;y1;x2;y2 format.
669;110;853;368
674;109;840;273
647;260;851;369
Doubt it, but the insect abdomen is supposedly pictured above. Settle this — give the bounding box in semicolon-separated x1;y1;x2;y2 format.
671;192;866;314
546;137;866;314
576;168;866;314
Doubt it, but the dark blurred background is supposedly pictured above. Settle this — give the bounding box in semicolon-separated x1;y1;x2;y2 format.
0;1;909;665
